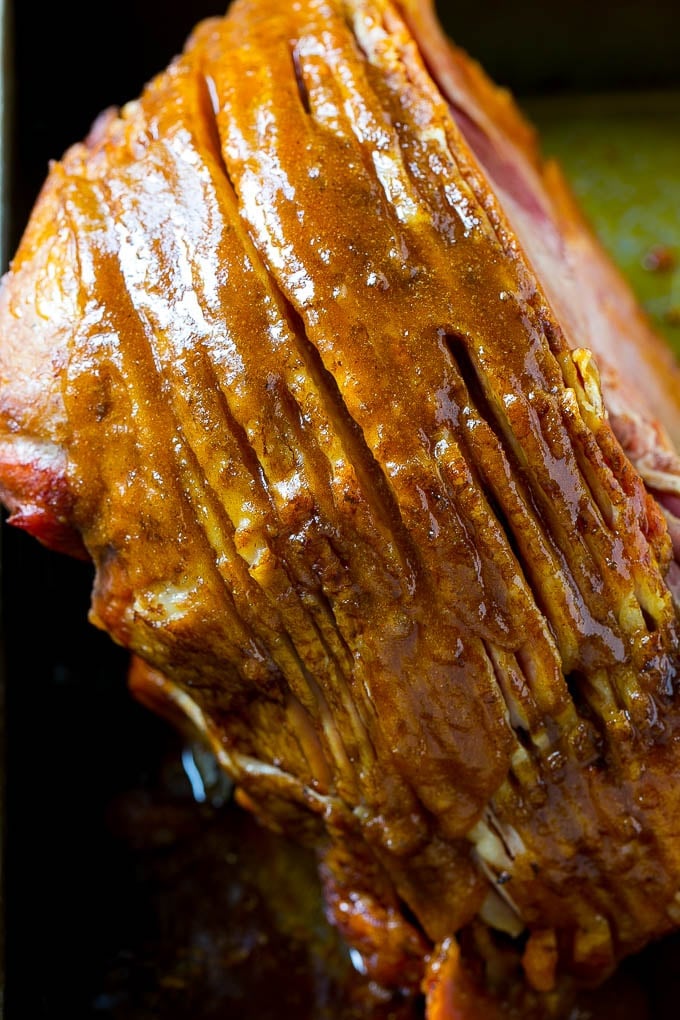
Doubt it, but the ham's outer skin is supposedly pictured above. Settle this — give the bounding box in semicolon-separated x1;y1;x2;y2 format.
2;0;680;1013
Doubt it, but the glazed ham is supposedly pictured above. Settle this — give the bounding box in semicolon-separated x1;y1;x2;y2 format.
3;0;680;1014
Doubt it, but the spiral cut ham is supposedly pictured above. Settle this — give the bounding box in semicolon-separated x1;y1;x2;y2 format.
3;0;680;1014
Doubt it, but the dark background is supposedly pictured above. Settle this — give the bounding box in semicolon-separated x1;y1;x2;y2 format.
3;3;228;1016
2;1;680;1017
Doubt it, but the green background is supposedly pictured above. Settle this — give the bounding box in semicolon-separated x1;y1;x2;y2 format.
526;92;680;355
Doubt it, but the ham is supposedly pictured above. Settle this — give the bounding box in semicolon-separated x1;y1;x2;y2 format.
2;1;680;1013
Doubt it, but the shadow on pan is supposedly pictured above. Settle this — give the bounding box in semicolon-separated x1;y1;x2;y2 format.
2;1;680;1017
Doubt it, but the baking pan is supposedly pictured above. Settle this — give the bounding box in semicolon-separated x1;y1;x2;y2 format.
2;1;680;1017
